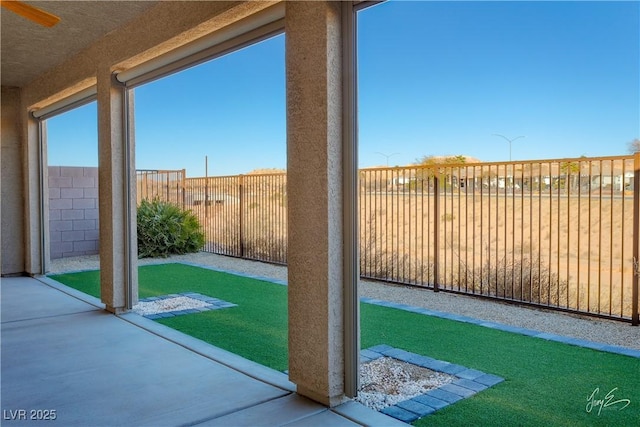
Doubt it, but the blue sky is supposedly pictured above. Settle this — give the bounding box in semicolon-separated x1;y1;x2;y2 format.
48;0;639;177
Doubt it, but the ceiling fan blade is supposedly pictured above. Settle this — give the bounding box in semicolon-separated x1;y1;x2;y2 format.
1;0;60;27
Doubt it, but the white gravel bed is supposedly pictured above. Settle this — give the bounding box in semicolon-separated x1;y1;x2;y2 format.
132;296;211;316
356;357;454;411
49;253;640;350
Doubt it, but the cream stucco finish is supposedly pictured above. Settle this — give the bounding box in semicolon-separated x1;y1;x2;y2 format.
2;0;358;409
21;1;278;111
286;1;347;407
1;87;25;275
1;1;159;88
8;0;276;297
97;71;138;312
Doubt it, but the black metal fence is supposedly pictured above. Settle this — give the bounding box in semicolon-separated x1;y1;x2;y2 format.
136;169;186;207
360;154;638;324
136;154;639;324
182;173;287;264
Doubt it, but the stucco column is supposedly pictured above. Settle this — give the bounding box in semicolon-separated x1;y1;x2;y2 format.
97;70;138;313
286;1;346;406
1;87;27;275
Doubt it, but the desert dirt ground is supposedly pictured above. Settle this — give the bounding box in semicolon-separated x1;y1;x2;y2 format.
48;251;640;351
137;164;636;320
360;192;635;318
188;191;636;319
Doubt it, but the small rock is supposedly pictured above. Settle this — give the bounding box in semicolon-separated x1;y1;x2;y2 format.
133;296;212;316
355;356;455;411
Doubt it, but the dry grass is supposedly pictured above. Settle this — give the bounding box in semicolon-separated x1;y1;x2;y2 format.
141;160;637;320
189;188;634;318
360;192;635;318
185;176;287;264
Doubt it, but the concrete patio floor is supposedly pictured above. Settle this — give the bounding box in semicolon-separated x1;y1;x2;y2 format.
1;276;403;426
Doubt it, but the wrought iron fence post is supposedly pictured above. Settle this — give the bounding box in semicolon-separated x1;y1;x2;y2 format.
165;172;169;202
205;177;209;219
632;152;639;325
181;169;186;209
434;173;440;292
143;172;148;202
239;174;245;258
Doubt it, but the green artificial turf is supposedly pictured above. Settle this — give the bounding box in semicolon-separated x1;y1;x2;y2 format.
361;303;639;427
50;263;289;371
50;263;639;426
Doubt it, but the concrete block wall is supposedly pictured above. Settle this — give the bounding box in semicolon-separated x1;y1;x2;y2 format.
49;166;99;259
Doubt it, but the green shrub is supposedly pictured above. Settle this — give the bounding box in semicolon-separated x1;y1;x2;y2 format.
137;199;205;258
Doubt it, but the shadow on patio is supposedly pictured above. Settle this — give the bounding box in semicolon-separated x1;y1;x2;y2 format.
1;276;401;427
14;253;640;426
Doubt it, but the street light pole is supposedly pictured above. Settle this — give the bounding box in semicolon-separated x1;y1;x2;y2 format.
375;151;400;167
493;134;525;161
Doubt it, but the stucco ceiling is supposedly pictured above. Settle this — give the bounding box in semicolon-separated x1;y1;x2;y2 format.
1;1;159;87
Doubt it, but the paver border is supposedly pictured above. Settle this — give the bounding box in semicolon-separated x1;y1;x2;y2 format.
49;261;640;359
164;262;640;359
135;292;236;319
360;345;504;423
360;297;640;359
183;259;640;360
